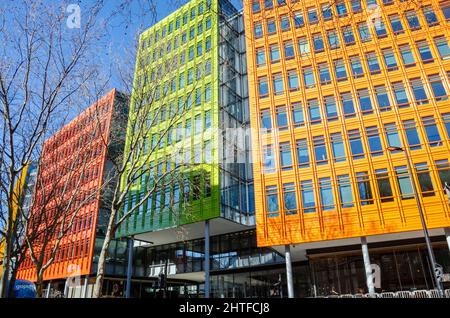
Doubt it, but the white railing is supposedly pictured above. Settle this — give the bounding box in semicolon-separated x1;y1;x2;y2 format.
317;289;450;298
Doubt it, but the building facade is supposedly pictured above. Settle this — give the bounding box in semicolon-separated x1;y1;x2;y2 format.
117;0;254;242
16;89;129;297
243;0;450;294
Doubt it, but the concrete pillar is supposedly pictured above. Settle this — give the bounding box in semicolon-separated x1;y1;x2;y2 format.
82;276;88;298
63;279;69;298
445;228;450;252
125;237;134;298
361;236;375;295
45;281;51;298
285;245;294;298
204;220;210;298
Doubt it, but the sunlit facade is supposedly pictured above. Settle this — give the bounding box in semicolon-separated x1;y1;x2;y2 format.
244;0;450;248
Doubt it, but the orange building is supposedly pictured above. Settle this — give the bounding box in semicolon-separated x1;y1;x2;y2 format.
16;89;128;296
244;0;450;249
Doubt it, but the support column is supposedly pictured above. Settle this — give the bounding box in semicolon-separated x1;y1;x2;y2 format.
445;228;450;252
45;281;51;298
125;237;134;298
82;276;88;298
361;236;375;295
204;220;210;298
285;245;294;298
63;279;69;298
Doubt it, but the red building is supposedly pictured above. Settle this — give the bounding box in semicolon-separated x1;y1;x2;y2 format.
17;89;128;290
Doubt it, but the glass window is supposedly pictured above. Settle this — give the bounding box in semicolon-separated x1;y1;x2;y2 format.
395;166;414;199
283;183;297;215
322;4;333;20
392;81;410;108
357;88;373;114
263;144;275;173
296;138;310;168
303;66;315;88
416;40;434;62
284;41;295;60
254;22;263;39
264;0;273;9
442;113;450;138
331;132;346;162
349;129;365;159
327;30;340;49
266;185;279;217
428;74;448;101
351;0;362;13
350;55;363;78
382;48;398;70
422;116;442;147
260;109;272;131
357;172;373;205
298;37;310;55
205;37;211;51
308;98;321;124
415;163;435;197
358;22;371;42
434;36;450;60
205;84;211;102
319;178;335;210
280;15;290;31
405;11;421;30
291;102;304;128
288;70;300;91
410;78;429;104
313;135;328;165
375;169;394;202
399;44;416;66
318;63;331;84
341;92;356;118
312;33;324;52
375;85;391;111
366;52;381;74
403;119;422;150
301;180;316;213
366;126;383;156
441;3;450;21
374;20;387;38
342;26;355;45
273;73;284;95
384;123;402;148
252;0;261;13
258;76;269;98
279;142;292;171
204;110;211;130
294;11;304;28
338;174;354;208
389;14;404;34
324;95;338;121
276;106;288;131
270;44;280;63
267;18;276;34
206;16;212;29
336;1;347;17
334;59;347;81
436;159;450;188
423;6;438;26
307;7;318;24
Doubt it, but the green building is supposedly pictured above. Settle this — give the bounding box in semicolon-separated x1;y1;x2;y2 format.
117;0;254;248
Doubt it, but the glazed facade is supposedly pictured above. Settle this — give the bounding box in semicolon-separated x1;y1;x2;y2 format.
244;0;450;246
117;0;254;238
17;89;128;281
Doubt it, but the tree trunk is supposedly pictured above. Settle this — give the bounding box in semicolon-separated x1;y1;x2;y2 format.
0;240;11;298
93;207;117;298
8;264;19;298
36;270;44;298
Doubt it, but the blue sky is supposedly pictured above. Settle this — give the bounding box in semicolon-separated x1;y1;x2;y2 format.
95;0;243;90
